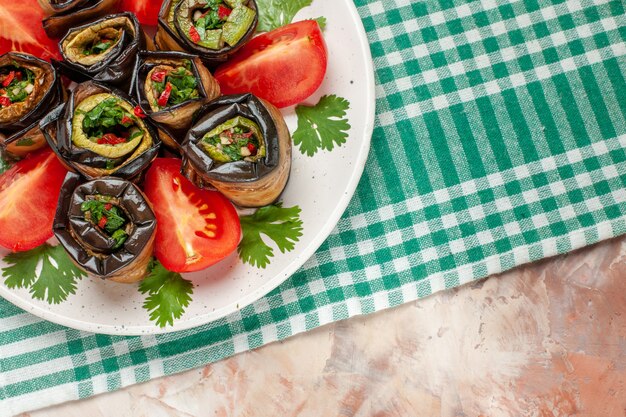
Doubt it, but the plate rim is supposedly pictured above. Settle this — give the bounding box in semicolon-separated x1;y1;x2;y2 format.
0;1;376;335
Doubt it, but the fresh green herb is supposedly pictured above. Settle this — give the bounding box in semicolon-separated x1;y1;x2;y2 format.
153;67;199;108
195;0;225;31
313;16;326;30
1;67;35;104
293;95;351;157
82;34;117;56
238;203;303;268
80;197;129;249
139;260;194;327
0;154;12;175
2;244;86;304
82;98;136;140
15;137;35;147
256;0;311;32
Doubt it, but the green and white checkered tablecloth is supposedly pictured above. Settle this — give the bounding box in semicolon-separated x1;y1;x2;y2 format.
2;0;626;414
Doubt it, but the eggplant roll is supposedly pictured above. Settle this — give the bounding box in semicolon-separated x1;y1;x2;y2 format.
131;51;220;149
58;12;152;88
156;0;258;66
0;53;65;158
41;0;120;39
41;81;160;180
181;94;291;207
54;172;156;283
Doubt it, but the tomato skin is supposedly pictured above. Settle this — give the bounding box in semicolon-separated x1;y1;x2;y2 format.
0;1;62;60
0;149;68;251
214;20;328;108
119;0;161;26
144;158;241;273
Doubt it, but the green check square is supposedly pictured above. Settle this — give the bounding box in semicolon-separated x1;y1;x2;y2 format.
242;315;260;332
102;358;120;373
129;350;147;366
509;29;525;45
499;4;515;19
473;11;490;27
354;282;372;297
483;37;500;53
558;14;575;30
431;52;448;68
74;366;91;381
543;47;559;64
533;22;550;38
568;39;585;56
447;18;464;35
605;205;621;219
421;26;438;42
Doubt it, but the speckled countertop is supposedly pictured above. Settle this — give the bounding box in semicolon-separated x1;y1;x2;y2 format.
17;236;626;416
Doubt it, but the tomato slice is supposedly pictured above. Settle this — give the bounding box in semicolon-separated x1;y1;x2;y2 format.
214;20;328;108
0;1;62;60
119;0;161;26
143;158;241;273
0;149;68;251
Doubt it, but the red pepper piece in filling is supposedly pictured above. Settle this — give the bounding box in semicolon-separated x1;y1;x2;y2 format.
98;216;108;229
133;105;147;118
2;71;15;87
15;71;22;81
151;70;167;83
0;96;11;107
97;133;126;145
120;115;133;126
189;26;201;43
104;203;113;211
247;142;257;155
218;5;232;19
157;82;173;107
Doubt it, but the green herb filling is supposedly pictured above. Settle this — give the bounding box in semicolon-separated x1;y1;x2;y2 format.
80;196;129;250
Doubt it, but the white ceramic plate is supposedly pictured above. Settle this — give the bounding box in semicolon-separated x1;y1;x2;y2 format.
0;0;375;335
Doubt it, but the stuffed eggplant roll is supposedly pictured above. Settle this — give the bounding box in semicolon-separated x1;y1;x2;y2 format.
181;94;291;207
41;81;160;180
40;0;120;39
54;173;156;283
58;12;152;88
156;0;257;66
132;51;220;149
0;53;65;157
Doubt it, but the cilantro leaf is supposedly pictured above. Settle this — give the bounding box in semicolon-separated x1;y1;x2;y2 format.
313;16;326;30
238;203;303;268
139;260;194;328
0;154;12;175
2;244;86;304
293;95;351;157
256;0;312;32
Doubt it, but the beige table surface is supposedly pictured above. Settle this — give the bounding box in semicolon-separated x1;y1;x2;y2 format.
16;235;626;417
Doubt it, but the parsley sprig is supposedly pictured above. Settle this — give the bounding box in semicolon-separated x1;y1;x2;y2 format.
257;0;320;32
293;95;351;157
139;260;194;328
238;203;303;268
2;244;86;304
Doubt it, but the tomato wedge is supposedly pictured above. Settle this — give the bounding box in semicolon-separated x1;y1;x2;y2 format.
214;20;328;108
0;149;68;251
143;158;241;273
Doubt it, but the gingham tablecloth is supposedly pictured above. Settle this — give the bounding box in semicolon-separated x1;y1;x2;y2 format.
2;0;626;415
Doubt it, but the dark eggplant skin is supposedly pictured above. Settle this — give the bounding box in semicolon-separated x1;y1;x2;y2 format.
42;0;121;39
181;94;292;207
0;53;66;158
53;172;157;283
40;81;161;181
155;0;258;67
130;50;221;150
57;12;152;89
38;0;89;16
